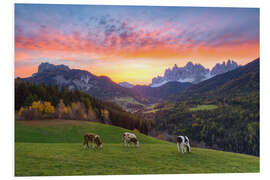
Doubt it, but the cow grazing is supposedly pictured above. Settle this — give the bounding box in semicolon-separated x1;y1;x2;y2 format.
83;133;103;149
122;132;139;147
176;136;191;153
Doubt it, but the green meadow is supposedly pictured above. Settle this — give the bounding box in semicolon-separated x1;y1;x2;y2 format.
189;105;218;111
15;120;259;176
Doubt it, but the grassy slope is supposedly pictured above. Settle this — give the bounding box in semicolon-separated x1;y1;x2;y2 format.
189;105;218;111
114;97;145;106
15;120;259;176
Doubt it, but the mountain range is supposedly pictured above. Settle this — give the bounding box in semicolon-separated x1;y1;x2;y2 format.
150;60;238;87
21;58;258;112
175;58;259;101
23;62;191;111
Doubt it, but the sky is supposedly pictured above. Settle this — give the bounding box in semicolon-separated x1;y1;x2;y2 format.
15;4;260;85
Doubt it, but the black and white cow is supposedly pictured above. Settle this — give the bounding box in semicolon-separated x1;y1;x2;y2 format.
176;136;191;153
122;132;139;147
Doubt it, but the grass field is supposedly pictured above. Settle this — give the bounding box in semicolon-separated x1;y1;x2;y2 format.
114;97;145;106
15;120;259;176
189;105;218;111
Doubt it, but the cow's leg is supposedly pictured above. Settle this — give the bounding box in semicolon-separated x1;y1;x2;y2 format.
83;143;87;149
91;140;94;149
83;139;86;149
181;143;184;153
187;143;191;152
123;139;126;147
177;142;180;152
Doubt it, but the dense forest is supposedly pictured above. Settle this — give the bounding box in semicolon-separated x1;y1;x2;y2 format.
15;78;154;134
155;92;259;156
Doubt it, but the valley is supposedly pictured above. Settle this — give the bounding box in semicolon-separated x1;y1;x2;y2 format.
16;58;260;156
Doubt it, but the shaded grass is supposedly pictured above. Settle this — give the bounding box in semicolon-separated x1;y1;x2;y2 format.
190;105;218;111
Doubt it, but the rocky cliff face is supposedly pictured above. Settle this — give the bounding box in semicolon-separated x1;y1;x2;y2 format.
32;62;70;76
150;60;238;87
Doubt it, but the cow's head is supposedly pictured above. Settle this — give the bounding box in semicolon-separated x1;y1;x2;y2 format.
94;135;103;148
131;137;139;147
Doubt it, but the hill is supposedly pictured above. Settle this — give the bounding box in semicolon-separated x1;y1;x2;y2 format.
131;81;192;102
15;120;259;176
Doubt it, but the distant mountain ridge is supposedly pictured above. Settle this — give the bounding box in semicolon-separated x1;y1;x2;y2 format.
23;63;192;112
118;82;134;88
130;81;192;102
150;60;238;87
24;62;142;102
175;58;259;101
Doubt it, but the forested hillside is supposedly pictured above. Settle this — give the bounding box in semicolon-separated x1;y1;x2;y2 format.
15;78;154;134
154;58;259;156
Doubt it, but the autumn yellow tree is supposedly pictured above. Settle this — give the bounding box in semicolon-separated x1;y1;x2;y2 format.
57;99;68;119
43;101;55;113
101;109;111;124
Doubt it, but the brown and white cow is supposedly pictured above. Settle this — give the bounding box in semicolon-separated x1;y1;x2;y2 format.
122;132;139;147
83;133;103;149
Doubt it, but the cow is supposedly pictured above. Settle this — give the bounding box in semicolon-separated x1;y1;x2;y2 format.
122;132;139;147
176;136;191;153
83;133;103;149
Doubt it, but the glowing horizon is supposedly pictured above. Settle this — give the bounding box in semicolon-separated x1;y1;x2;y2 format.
15;4;260;85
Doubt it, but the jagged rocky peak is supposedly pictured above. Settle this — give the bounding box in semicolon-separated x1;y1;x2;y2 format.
185;61;193;68
150;59;239;87
37;62;70;74
211;59;238;76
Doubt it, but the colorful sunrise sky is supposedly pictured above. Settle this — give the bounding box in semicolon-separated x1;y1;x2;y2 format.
15;4;259;85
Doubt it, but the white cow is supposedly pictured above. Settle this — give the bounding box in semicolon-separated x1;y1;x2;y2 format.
122;132;139;147
176;136;191;153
